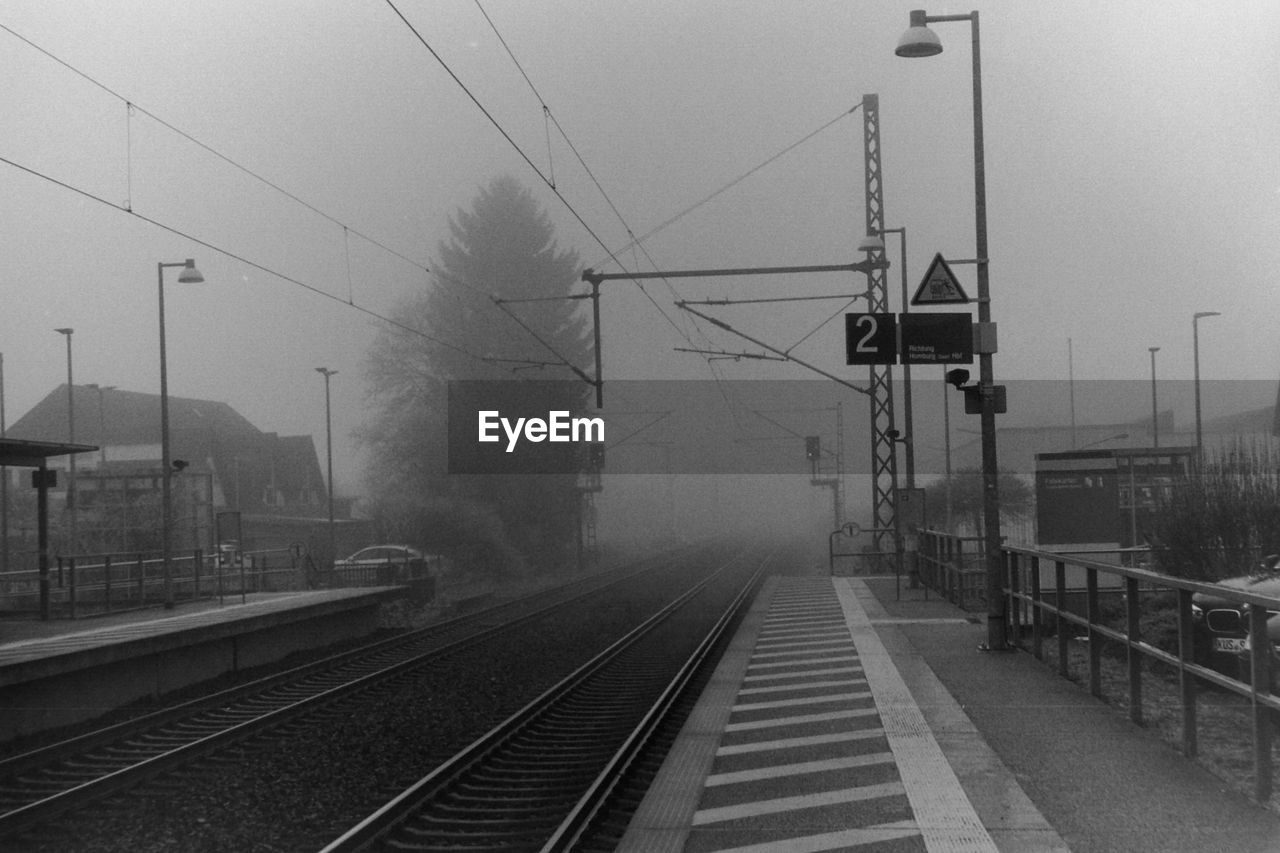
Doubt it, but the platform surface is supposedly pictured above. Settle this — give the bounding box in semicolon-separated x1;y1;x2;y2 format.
619;575;1280;852
0;587;400;682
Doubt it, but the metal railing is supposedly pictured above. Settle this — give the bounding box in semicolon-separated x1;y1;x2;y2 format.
917;530;987;610
0;547;307;618
992;541;1278;802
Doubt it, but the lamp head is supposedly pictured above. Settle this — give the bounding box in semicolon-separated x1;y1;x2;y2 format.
857;234;886;252
1193;311;1221;320
176;259;204;284
896;10;943;58
54;327;73;336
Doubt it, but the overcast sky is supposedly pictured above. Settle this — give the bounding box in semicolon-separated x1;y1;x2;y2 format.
1;1;1276;499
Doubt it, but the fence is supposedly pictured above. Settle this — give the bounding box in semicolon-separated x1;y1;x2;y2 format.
0;547;307;618
914;528;1280;803
325;556;437;603
916;530;987;610
1001;543;1278;802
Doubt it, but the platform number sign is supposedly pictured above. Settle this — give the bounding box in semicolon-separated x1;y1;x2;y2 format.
845;312;897;365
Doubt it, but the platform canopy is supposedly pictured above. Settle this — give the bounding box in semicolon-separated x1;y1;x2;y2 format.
0;438;98;467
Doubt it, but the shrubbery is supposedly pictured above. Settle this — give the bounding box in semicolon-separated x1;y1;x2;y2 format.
1150;440;1280;581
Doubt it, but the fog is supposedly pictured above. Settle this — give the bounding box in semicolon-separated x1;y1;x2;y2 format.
2;2;1276;548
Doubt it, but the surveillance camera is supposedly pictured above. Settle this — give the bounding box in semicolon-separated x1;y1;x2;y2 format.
945;368;970;388
886;428;901;440
172;459;189;471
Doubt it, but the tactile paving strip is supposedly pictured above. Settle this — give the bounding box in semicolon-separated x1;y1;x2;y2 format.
835;578;999;853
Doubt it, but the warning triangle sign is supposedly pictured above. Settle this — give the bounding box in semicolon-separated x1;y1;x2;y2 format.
911;253;970;305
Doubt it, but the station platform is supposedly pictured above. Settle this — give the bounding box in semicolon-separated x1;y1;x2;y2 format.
0;587;404;744
619;575;1280;852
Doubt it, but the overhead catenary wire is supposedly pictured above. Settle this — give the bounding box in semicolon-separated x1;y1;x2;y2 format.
588;103;863;271
0;150;485;363
469;0;862;382
0;23;435;279
466;0;708;354
0;22;589;379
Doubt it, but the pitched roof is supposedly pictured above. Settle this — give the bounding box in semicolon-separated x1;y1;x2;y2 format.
8;385;329;515
7;384;260;447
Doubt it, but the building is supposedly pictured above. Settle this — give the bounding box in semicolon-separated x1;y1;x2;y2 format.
3;385;363;563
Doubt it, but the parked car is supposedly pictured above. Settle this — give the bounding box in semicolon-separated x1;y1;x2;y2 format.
334;545;433;585
1191;555;1280;679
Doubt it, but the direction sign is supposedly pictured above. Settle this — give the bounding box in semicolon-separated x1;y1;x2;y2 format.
911;253;970;305
900;313;973;364
845;313;897;365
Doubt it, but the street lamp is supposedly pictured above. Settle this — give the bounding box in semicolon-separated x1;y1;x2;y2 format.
315;367;337;569
158;258;204;608
54;328;77;554
1192;312;1220;461
1148;346;1160;448
897;9;1005;650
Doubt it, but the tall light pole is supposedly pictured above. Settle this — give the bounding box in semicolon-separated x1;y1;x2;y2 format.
1148;346;1161;448
1192;312;1220;461
315;367;337;568
158;258;204;608
54;328;76;554
897;9;1005;649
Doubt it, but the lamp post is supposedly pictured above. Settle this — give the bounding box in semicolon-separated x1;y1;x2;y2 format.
1148;346;1160;448
897;9;1005;649
1192;312;1220;461
315;367;337;568
54;328;77;554
158;258;204;609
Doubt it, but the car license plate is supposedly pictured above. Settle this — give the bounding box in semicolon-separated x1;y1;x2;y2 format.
1213;637;1246;653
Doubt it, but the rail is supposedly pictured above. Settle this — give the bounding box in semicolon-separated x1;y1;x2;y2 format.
990;541;1279;802
0;547;305;617
917;530;987;610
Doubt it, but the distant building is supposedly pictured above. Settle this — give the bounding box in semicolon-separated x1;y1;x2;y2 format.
3;385;363;560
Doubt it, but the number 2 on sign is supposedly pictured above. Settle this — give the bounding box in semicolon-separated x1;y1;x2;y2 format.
845;311;895;364
853;314;878;352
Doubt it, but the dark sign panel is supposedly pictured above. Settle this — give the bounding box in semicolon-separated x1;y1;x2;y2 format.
845;312;897;365
900;313;973;364
1036;461;1120;545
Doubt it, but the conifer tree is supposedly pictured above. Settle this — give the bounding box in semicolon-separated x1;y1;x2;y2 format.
361;176;590;574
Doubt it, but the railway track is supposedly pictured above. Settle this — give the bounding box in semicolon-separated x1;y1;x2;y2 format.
0;550;690;841
321;546;770;852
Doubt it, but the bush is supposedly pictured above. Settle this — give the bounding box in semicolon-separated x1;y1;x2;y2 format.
1150;440;1280;581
